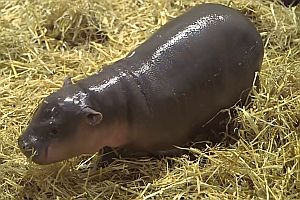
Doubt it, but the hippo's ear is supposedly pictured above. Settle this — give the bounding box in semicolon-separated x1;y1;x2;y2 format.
63;76;73;87
81;107;103;126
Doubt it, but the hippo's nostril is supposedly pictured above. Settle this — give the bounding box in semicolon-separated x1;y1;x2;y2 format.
18;137;31;151
18;137;37;158
17;137;23;149
18;138;24;149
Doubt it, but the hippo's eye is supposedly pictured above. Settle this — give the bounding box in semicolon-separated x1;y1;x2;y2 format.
50;127;58;136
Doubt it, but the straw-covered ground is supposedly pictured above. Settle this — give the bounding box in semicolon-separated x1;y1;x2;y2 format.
0;0;299;199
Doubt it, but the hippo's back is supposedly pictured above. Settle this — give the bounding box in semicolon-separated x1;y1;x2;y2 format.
124;4;264;150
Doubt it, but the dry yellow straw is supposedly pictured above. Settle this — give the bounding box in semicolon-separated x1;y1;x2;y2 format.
0;0;299;199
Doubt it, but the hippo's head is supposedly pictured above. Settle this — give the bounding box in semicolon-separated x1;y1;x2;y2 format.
18;78;104;165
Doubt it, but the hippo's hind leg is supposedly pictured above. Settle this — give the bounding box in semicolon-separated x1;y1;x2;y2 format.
191;109;240;148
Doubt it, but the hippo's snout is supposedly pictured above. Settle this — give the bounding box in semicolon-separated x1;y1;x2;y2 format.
18;136;35;158
17;131;48;165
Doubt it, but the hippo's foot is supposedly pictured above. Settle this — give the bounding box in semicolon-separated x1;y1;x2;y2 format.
95;146;191;168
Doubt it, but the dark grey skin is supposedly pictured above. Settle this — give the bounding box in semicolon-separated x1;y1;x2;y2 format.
281;0;299;6
18;3;264;165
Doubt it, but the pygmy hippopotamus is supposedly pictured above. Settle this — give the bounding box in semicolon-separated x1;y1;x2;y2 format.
18;3;264;165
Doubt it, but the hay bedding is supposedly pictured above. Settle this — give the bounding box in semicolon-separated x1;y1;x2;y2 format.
0;0;299;199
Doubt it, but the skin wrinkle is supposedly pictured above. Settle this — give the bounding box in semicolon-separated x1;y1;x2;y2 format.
76;81;94;111
126;68;152;115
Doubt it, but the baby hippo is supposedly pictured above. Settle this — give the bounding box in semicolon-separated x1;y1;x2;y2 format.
18;3;264;165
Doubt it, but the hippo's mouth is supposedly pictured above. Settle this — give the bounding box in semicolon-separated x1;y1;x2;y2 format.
26;145;50;165
18;135;50;164
19;143;60;165
43;145;49;161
